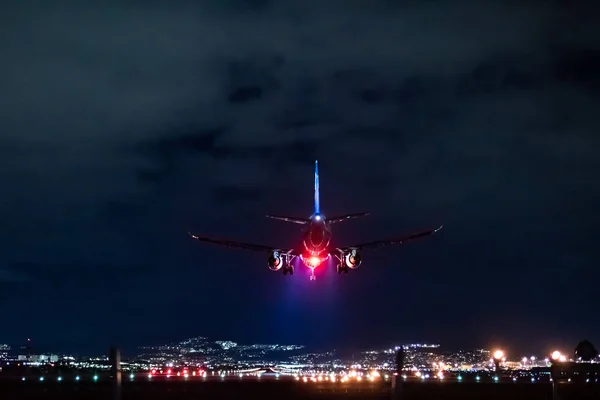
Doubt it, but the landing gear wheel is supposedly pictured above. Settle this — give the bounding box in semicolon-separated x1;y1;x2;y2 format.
310;274;316;281
283;267;288;275
337;264;348;274
288;266;294;275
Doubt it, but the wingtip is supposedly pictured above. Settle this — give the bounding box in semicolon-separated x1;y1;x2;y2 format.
434;225;443;233
188;231;197;239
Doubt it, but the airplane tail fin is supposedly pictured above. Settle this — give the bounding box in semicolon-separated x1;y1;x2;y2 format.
327;212;370;224
314;160;320;216
265;215;309;224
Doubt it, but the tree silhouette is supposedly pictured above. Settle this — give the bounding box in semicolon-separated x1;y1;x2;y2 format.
575;340;598;361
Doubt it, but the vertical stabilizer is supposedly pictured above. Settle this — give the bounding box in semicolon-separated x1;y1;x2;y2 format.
314;160;320;215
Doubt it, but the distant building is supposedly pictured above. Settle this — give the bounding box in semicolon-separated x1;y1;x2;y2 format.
216;341;237;350
0;344;10;360
17;354;59;363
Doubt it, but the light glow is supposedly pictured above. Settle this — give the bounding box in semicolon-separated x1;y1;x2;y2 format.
493;350;504;360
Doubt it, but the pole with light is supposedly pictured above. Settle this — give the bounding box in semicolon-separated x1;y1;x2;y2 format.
493;350;504;374
549;350;563;400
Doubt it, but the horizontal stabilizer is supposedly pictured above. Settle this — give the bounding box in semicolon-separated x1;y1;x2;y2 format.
327;212;370;224
265;215;309;224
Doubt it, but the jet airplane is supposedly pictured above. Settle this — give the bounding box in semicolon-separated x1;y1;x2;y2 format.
189;161;442;280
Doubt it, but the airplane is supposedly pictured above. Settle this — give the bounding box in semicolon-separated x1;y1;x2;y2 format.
189;160;442;280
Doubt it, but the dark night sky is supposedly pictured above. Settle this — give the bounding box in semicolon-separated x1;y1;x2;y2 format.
1;1;599;356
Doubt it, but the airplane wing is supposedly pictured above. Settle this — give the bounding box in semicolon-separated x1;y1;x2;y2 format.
338;225;443;251
188;232;292;253
265;215;309;224
327;212;370;224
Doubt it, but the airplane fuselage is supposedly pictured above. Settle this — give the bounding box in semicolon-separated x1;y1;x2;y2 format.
302;215;331;256
188;160;442;281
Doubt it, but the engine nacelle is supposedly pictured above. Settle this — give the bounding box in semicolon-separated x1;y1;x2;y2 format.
344;249;362;269
268;251;286;271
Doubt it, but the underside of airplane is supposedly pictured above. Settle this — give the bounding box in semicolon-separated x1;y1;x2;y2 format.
189;161;442;280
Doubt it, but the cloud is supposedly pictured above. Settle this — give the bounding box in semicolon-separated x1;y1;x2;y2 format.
0;268;28;283
1;0;599;350
0;0;596;238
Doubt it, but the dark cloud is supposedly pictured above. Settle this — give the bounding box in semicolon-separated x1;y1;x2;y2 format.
0;0;599;353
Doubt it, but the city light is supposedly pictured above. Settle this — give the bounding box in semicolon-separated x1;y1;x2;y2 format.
493;350;504;360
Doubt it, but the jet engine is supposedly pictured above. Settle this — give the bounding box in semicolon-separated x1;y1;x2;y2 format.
268;251;294;275
344;249;362;269
268;251;285;271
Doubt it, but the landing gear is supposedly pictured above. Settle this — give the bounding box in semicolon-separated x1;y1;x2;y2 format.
336;264;348;274
282;265;294;275
310;271;316;281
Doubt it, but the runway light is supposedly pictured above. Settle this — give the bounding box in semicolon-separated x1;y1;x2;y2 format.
494;376;499;382
93;375;98;382
40;377;44;382
57;377;62;382
75;376;80;381
458;375;462;381
22;377;25;382
476;376;480;381
130;374;134;380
